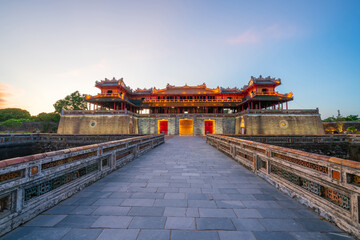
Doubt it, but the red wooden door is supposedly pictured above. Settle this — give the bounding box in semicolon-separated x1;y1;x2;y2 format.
159;121;168;135
204;120;213;135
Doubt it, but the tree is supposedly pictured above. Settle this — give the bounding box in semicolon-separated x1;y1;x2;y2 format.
0;108;31;122
336;115;345;133
346;126;358;133
344;115;359;121
35;112;60;122
0;118;29;128
53;91;87;114
323;116;336;122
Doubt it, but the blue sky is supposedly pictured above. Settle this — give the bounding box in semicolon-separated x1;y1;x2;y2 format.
0;0;359;118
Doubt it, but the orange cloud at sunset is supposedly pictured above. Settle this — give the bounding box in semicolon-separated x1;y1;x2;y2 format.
0;83;27;111
0;83;10;107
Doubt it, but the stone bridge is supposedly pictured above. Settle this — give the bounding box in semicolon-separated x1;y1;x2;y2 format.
1;136;359;239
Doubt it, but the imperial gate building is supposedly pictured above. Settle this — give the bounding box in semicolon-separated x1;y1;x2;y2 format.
57;76;325;135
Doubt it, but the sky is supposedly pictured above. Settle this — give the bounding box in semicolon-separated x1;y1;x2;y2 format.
0;0;359;118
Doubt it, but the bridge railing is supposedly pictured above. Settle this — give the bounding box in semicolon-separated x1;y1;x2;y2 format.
0;134;164;236
224;134;359;144
207;134;360;238
0;134;38;147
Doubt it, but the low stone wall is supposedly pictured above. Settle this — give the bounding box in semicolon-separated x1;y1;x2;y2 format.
0;134;164;236
226;134;360;162
207;134;360;238
0;133;143;160
57;113;138;134
236;113;325;135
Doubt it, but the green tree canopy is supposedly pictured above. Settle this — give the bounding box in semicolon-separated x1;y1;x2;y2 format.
0;118;29;128
346;126;358;133
323;116;336;122
35;112;60;122
0;108;31;122
344;115;359;121
53;91;87;114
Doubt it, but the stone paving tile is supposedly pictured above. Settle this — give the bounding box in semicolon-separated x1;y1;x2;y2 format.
242;200;282;209
121;198;154;206
92;216;133;228
127;206;165;216
129;216;166;229
254;231;297;240
196;217;235;230
60;228;102;240
164;193;185;199
259;218;305;231
199;208;236;218
154;199;187;207
233;208;262;218
218;231;256;240
92;206;130;216
231;218;266;231
96;229;139;240
72;198;99;206
188;200;217;208
186;208;199;217
157;187;179;193
43;206;77;215
259;208;299;218
108;192;132;199
137;229;170;240
70;206;98;215
215;200;246;209
131;192;164;199
24;215;66;227
55;215;99;228
163;207;186;216
227;193;256;200
186;193;209;200
295;219;343;232
171;230;220;240
93;198;123;206
0;227;70;240
165;217;196;230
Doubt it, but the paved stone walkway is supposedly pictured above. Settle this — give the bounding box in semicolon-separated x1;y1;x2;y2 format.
2;137;354;240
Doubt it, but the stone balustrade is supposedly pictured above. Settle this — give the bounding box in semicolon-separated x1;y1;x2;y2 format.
0;134;164;236
207;134;360;238
225;134;360;162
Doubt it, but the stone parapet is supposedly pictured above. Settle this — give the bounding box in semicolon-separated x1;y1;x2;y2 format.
207;134;360;238
0;134;164;237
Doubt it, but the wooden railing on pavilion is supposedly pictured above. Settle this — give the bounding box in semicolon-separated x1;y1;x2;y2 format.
143;98;242;103
61;109;320;117
207;134;360;238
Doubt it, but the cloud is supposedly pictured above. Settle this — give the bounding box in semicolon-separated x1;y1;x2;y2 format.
0;83;11;107
227;24;297;45
0;83;26;109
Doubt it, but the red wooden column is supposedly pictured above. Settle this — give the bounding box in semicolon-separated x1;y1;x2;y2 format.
286;102;288;110
259;101;261;110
